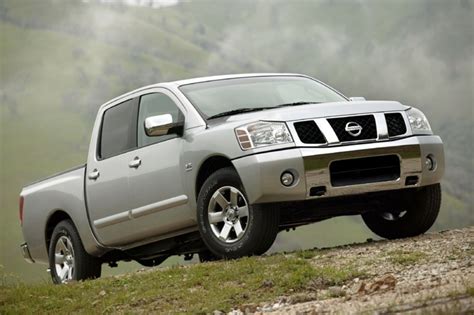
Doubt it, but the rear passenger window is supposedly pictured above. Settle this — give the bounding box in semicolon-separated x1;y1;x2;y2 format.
99;98;138;159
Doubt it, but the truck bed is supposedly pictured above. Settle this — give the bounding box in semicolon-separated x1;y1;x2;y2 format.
20;164;102;264
23;164;86;188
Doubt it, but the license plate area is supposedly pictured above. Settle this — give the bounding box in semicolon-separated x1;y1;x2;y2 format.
329;155;401;187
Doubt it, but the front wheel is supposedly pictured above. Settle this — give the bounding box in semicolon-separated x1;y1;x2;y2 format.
197;167;279;259
362;184;441;239
49;220;101;284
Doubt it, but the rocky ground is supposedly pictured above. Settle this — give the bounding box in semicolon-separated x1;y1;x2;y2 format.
232;227;474;314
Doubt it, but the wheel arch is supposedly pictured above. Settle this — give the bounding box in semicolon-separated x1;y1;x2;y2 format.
45;210;74;253
195;155;237;199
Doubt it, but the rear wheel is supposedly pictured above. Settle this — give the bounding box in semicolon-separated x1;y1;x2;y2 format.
49;220;101;284
362;184;441;239
197;167;279;259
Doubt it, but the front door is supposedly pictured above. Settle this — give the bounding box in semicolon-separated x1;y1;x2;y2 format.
126;91;193;240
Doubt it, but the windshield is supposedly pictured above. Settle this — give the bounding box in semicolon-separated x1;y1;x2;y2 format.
179;76;347;118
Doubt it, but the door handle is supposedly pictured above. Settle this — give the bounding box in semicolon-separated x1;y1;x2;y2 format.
88;169;100;180
129;157;141;168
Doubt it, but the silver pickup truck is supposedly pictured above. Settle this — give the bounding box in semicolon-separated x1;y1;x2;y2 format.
20;73;444;284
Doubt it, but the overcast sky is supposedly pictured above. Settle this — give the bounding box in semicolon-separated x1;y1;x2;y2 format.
83;0;179;8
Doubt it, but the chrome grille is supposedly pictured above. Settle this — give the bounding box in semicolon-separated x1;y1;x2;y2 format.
327;115;377;142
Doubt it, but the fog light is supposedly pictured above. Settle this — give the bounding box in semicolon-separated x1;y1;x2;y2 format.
425;155;436;171
281;172;294;187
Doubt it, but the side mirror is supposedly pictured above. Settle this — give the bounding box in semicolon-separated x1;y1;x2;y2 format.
349;97;366;101
144;114;184;137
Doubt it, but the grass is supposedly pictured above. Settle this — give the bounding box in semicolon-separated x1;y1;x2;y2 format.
295;249;318;260
387;250;427;266
468;287;474;297
0;254;362;314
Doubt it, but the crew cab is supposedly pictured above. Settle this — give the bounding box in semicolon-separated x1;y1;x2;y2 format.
20;73;444;283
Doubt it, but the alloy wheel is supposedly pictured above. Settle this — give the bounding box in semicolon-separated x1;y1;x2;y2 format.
380;210;407;221
207;186;249;243
54;235;75;283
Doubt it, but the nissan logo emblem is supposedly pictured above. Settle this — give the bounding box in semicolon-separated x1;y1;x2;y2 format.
345;122;363;137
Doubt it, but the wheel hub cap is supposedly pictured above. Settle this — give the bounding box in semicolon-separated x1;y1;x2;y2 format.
208;186;249;243
54;235;75;283
226;207;239;222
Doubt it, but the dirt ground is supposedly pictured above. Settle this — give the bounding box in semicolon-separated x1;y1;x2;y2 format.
237;227;474;314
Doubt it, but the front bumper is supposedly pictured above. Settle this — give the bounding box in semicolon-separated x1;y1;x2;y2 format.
233;135;444;204
20;242;35;263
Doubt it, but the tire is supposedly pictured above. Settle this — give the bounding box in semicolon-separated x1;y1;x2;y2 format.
196;167;279;259
362;184;441;239
49;220;101;284
198;250;220;263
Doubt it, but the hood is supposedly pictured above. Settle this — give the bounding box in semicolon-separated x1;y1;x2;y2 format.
207;101;410;127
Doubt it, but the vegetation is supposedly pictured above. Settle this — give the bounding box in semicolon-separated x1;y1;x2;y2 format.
295;249;318;260
0;254;362;314
468;287;474;297
2;227;471;313
0;0;472;282
387;250;427;266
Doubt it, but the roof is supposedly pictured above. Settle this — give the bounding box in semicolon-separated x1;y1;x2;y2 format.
168;73;306;87
99;73;309;110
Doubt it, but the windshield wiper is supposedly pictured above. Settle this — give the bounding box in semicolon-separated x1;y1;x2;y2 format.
276;101;321;107
207;107;274;120
206;102;321;120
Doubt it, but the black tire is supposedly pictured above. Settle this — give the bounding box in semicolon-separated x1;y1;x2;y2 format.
197;167;279;259
49;220;101;284
362;184;441;239
198;250;221;263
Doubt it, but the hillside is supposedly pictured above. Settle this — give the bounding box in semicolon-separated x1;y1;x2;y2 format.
1;227;473;314
1;0;473;282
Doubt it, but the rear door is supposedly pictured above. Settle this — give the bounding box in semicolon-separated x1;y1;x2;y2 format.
125;90;194;240
86;97;139;246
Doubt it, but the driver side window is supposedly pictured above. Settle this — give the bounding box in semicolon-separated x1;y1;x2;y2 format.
138;93;183;147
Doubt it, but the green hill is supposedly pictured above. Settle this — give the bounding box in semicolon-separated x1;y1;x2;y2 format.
1;0;472;282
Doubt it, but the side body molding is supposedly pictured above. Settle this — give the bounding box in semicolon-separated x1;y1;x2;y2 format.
94;195;189;229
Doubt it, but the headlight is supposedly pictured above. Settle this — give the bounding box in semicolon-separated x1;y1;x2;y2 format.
407;107;432;134
235;121;293;150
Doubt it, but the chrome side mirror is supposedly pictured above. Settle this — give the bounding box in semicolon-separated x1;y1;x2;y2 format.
349;97;366;101
144;114;183;137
